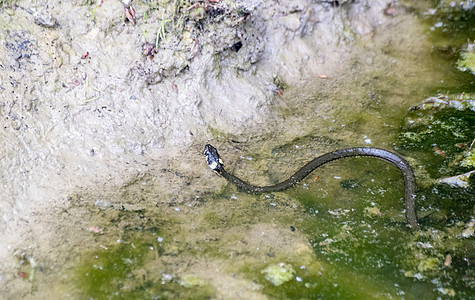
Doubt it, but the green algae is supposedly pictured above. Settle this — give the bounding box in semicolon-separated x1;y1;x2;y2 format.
398;96;475;178
457;44;475;75
460;151;475;168
229;140;431;297
240;253;407;299
60;2;475;299
75;235;154;298
67;95;475;300
416;2;475;93
392;91;475;298
74;228;215;299
262;263;296;286
251;98;475;298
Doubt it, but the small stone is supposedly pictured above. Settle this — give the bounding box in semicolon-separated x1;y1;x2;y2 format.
33;10;57;28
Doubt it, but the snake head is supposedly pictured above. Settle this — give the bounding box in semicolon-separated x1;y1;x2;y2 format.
204;144;224;171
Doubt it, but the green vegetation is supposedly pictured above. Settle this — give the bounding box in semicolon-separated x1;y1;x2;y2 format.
74;231;215;299
87;2;98;21
398;93;475;178
457;43;475;75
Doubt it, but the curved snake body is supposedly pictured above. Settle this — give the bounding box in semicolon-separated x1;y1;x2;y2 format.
204;144;418;229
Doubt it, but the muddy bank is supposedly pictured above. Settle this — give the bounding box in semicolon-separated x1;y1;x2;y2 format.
0;0;446;298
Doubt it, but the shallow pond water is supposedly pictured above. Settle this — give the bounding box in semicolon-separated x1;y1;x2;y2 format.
1;0;474;299
68;8;474;298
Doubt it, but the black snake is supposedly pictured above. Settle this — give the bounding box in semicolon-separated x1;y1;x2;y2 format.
204;144;418;229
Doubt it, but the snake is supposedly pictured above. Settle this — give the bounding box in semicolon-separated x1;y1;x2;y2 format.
204;144;418;229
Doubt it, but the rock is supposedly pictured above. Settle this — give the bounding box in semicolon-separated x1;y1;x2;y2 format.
437;170;475;188
33;10;57;28
279;14;301;31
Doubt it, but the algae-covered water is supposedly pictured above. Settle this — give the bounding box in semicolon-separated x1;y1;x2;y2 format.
70;4;474;298
1;0;474;299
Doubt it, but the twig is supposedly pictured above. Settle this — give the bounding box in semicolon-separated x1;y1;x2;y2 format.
469;137;475;153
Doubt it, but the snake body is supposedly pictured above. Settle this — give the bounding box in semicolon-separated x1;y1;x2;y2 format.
204;144;418;228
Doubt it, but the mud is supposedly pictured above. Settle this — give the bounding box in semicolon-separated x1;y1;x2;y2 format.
0;0;447;298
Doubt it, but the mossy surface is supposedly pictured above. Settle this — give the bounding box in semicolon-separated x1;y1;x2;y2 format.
74;225;215;299
398;94;475;178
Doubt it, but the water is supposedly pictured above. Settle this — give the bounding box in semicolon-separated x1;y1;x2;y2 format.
3;1;475;299
72;3;474;299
